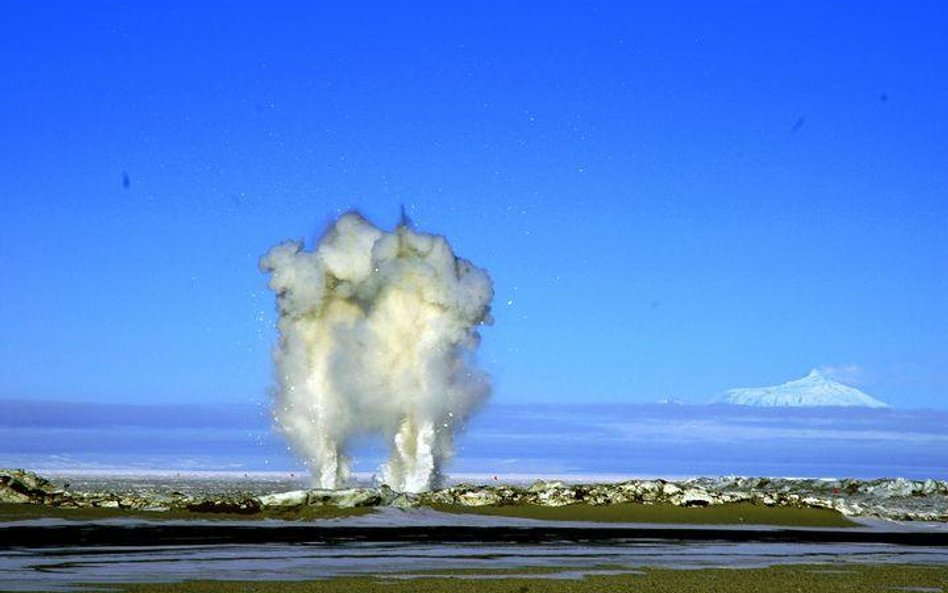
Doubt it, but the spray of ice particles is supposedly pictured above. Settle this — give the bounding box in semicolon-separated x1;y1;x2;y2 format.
260;212;493;492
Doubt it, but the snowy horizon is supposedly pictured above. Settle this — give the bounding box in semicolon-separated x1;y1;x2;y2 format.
2;398;946;481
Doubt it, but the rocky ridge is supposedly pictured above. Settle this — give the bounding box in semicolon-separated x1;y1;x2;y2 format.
2;469;946;522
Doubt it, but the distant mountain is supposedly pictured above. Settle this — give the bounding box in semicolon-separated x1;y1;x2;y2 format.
716;370;889;408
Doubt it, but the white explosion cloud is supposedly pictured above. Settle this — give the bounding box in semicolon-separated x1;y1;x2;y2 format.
260;212;493;492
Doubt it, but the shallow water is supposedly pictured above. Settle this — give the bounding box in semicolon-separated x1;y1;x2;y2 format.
3;524;948;592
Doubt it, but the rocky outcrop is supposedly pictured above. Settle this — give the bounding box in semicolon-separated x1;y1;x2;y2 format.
0;469;188;512
0;469;58;503
2;469;946;522
358;476;948;521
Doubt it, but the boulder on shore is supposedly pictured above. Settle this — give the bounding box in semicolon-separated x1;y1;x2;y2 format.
0;469;57;504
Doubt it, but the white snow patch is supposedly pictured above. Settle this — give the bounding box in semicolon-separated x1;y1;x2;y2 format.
716;369;889;408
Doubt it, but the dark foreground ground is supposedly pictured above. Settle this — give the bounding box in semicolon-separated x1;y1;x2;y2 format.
3;515;946;548
3;510;947;592
111;564;948;593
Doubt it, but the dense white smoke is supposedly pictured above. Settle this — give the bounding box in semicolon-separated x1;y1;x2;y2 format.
260;212;493;492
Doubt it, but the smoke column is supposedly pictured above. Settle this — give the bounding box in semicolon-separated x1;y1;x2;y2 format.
260;212;493;492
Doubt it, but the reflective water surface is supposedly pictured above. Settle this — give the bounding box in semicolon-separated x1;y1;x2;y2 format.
3;527;948;592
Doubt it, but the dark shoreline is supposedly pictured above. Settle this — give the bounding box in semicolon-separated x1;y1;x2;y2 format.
4;522;947;549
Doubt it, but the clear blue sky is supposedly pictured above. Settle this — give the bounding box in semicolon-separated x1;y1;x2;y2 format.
1;2;946;409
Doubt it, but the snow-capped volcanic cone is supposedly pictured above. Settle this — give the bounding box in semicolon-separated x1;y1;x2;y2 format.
717;369;889;408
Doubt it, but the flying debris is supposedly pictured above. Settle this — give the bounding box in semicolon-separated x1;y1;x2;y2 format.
790;116;806;133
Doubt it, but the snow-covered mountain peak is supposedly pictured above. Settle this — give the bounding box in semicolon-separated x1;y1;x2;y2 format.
717;370;889;408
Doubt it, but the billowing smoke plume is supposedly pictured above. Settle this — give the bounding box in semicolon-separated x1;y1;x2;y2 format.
260;212;493;492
